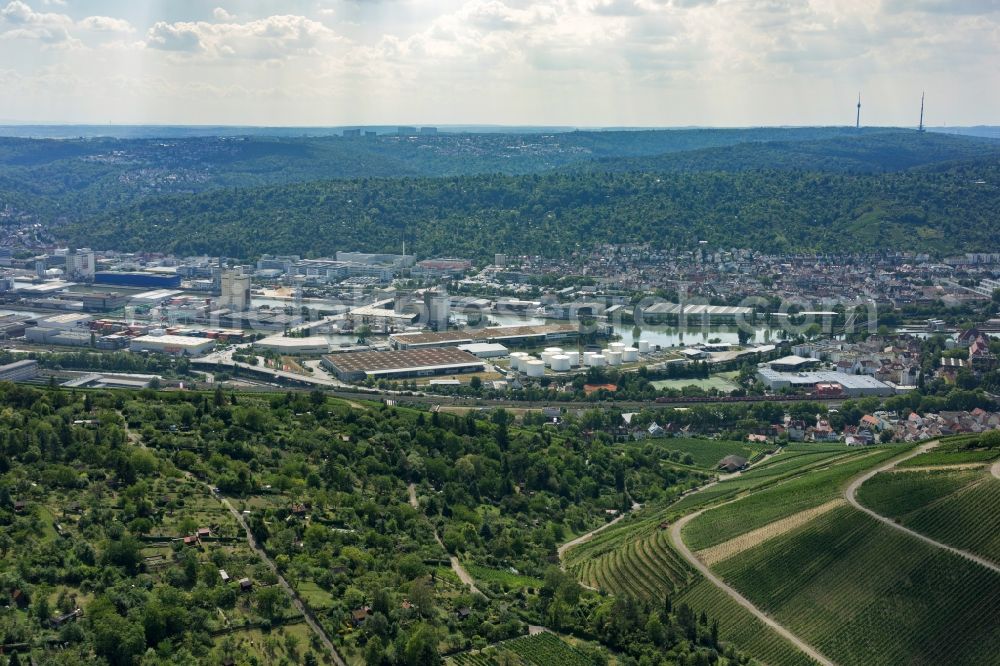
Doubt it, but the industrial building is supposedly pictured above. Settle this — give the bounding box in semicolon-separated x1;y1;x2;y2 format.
456;342;509;358
255;335;331;355
641;302;755;324
219;270;251;311
755;368;894;397
322;347;484;382
389;323;579;350
767;355;821;372
130;334;215;356
95;271;182;289
35;312;92;330
0;360;39;382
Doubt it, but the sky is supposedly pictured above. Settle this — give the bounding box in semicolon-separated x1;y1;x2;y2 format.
0;0;997;127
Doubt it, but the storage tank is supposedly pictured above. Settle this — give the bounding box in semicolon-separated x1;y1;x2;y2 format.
540;351;557;366
524;359;545;377
509;352;528;371
550;354;571;372
606;350;623;366
544;347;564;355
638;340;650;353
609;342;626;353
565;350;580;366
587;354;606;367
622;347;638;362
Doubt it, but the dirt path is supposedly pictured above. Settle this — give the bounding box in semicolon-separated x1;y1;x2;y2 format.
411;482;482;596
432;531;483;596
889;463;987;472
845;441;1000;575
668;510;835;666
209;487;346;666
991;459;1000;481
557;512;627;561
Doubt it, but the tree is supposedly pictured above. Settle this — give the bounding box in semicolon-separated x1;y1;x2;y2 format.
404;624;441;666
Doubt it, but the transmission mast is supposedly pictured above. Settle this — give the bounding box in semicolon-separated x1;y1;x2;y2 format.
918;92;925;132
856;92;861;129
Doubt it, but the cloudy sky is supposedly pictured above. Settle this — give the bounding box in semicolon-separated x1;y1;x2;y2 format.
0;0;997;126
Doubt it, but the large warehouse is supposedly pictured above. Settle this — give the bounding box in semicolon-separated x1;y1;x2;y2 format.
756;368;894;397
322;347;484;382
389;323;578;350
130;334;215;356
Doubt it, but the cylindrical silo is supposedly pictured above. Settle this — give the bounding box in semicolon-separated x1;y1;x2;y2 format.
550;354;571;372
524;359;545;377
606;350;623;366
609;342;626;353
638;340;650;353
509;352;528;371
565;350;580;366
622;347;638;362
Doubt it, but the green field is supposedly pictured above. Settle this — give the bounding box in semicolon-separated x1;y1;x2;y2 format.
858;469;1000;563
681;447;901;550
713;506;1000;665
651;375;740;393
897;435;1000;467
642;436;767;469
462;563;543;591
448;632;592;666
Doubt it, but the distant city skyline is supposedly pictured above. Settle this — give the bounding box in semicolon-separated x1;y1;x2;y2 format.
1;0;998;127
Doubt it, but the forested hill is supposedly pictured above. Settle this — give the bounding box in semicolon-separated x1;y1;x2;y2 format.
60;158;1000;261
580;131;1000;174
0;127;972;220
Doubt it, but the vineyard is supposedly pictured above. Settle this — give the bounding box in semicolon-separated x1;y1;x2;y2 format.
713;505;1000;665
681;447;900;550
897;434;1000;467
858;468;1000;563
675;580;818;666
568;528;694;599
447;632;592;666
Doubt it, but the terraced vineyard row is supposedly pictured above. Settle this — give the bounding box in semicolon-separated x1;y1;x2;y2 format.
682;447;900;550
448;632;592;666
857;465;1000;563
569;529;693;599
897;434;1000;467
856;468;981;519
676;579;818;666
713;505;1000;665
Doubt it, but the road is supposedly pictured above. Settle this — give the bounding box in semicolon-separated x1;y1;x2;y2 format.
209;487;347;666
845;441;1000;575
668;510;836;666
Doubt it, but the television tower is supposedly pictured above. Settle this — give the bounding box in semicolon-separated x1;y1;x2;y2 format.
918;92;925;132
855;92;861;129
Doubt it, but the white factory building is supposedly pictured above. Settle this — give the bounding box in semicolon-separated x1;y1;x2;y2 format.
130;334;215;356
755;368;894;397
255;335;332;355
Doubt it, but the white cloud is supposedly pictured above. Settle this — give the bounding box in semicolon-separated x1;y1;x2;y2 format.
0;0;75;43
146;14;337;59
78;16;133;33
213;7;236;22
